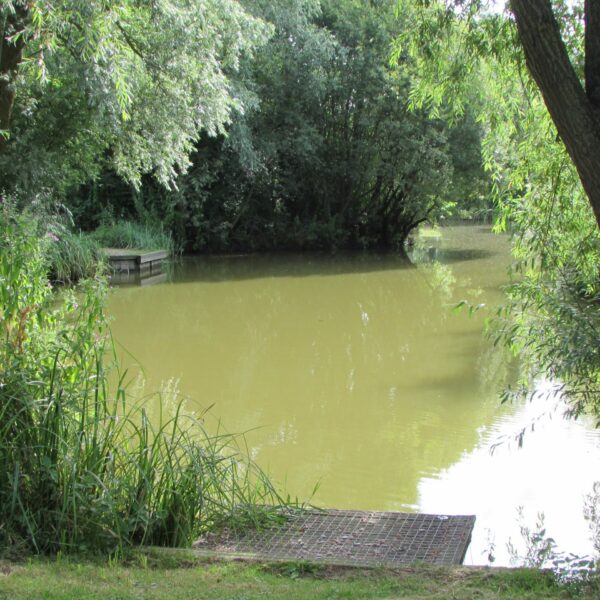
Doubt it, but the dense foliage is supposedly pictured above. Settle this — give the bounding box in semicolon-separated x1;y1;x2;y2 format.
1;0;490;252
0;0;271;191
150;0;456;251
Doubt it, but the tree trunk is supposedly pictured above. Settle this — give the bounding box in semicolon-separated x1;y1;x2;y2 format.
585;0;600;108
0;4;29;153
510;0;600;230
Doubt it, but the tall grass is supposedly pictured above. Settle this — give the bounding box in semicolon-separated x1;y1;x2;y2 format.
45;229;105;284
92;221;176;255
0;209;289;556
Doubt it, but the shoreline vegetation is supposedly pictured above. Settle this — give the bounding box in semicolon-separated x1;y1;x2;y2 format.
0;208;297;557
43;216;466;287
45;219;177;285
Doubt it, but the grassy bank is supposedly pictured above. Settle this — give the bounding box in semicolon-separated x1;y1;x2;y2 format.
92;221;176;255
0;552;596;599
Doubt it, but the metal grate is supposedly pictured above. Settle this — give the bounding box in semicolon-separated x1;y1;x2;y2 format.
193;509;475;567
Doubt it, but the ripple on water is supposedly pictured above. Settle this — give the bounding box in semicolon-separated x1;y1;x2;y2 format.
418;392;600;566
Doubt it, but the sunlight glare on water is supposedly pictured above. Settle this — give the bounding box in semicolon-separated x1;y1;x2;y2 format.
419;385;600;565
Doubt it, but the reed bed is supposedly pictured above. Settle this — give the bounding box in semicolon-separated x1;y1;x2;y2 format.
0;209;288;556
92;221;176;255
45;230;106;284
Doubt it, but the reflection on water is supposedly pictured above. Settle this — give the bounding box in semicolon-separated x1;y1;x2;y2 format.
419;389;600;565
108;225;600;566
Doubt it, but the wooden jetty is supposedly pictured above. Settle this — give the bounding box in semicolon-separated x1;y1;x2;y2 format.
103;248;169;274
193;509;475;568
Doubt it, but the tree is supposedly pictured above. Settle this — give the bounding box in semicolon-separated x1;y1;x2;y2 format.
97;0;485;252
0;0;270;191
397;0;600;229
396;1;600;419
0;1;27;152
510;0;600;230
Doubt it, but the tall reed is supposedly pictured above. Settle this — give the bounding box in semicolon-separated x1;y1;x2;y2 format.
45;229;106;284
0;209;288;556
92;221;176;255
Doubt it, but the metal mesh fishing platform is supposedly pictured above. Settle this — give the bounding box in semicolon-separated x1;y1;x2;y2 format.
193;509;475;567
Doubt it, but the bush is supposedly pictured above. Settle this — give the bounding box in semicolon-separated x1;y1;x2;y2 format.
0;209;287;556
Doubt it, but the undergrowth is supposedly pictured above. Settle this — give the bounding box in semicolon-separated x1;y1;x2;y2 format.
45;228;105;284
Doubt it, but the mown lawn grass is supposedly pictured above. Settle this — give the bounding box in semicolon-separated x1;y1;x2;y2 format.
0;551;595;600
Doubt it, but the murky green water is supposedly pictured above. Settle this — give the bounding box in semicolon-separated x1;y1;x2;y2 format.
108;225;600;565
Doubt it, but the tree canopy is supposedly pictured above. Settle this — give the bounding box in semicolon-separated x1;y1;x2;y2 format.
397;0;600;229
0;0;271;190
57;0;488;252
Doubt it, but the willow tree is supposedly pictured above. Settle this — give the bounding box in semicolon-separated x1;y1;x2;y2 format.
122;0;479;253
510;0;600;230
397;0;600;419
0;0;270;192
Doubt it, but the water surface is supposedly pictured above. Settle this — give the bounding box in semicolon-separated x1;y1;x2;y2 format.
108;225;600;565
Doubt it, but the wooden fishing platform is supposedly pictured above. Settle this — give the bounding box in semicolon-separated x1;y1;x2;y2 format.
109;270;168;287
193;509;475;567
103;248;169;274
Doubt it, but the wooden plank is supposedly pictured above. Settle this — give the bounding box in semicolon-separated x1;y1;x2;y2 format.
137;249;169;264
103;248;141;261
103;248;169;275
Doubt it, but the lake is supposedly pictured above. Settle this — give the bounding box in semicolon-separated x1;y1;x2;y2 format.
108;225;600;566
